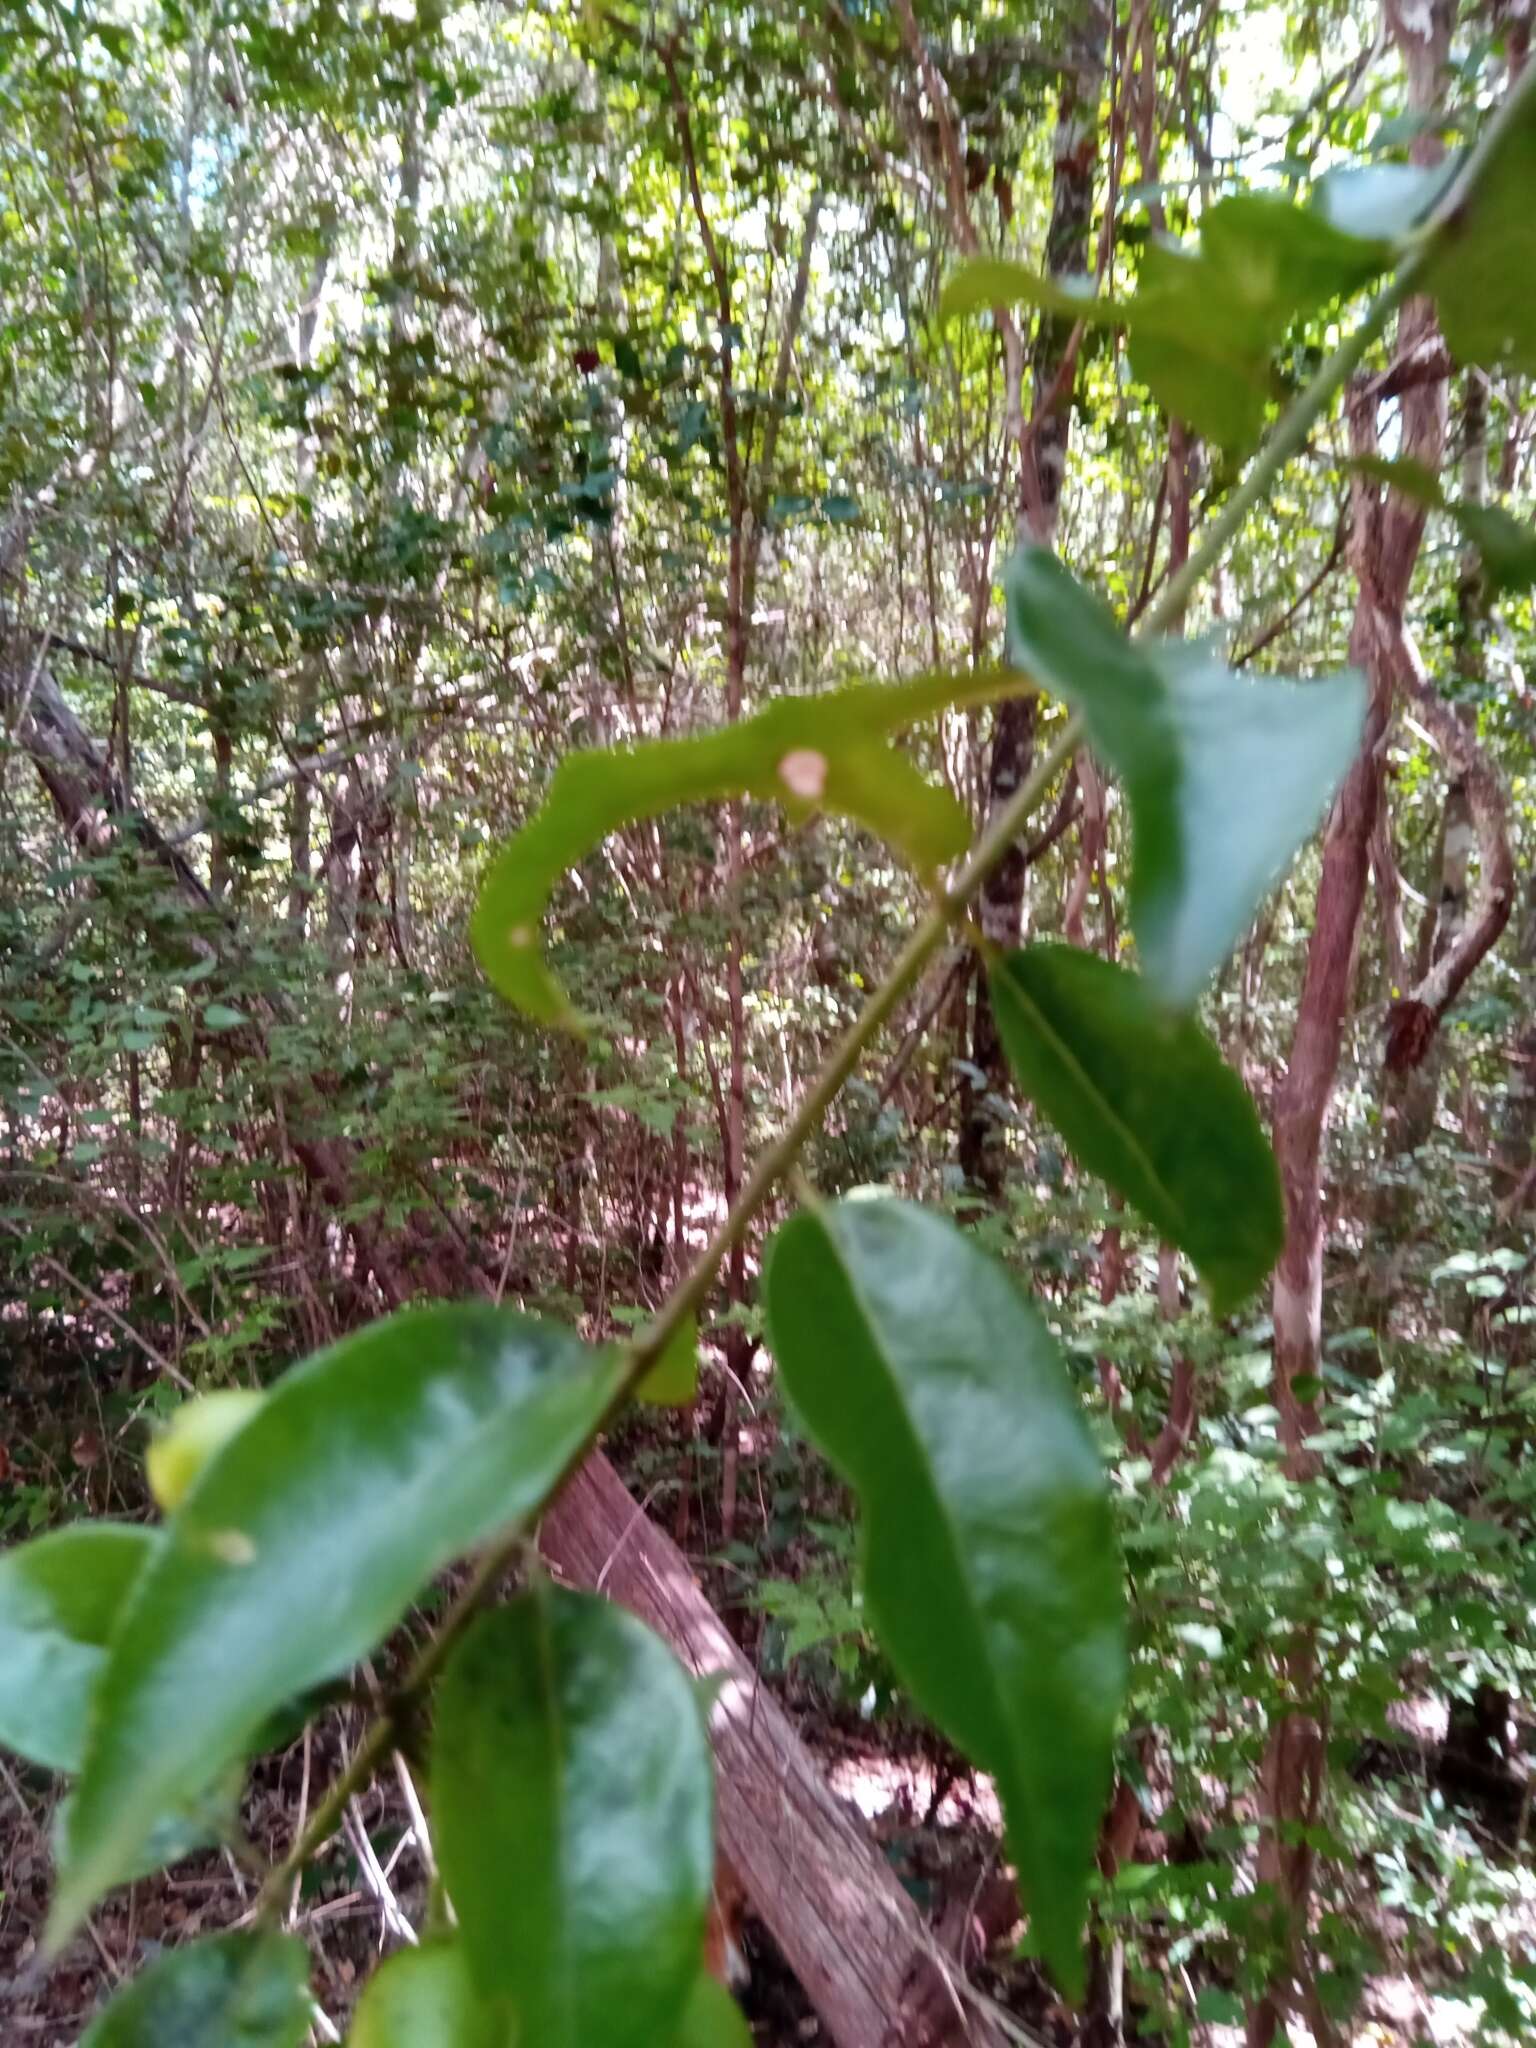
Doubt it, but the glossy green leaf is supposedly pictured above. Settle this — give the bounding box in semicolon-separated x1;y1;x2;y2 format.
637;1311;699;1407
1005;547;1365;1004
471;669;1020;1026
0;1524;158;1772
348;1941;504;2048
674;1974;753;2048
51;1305;623;1948
433;1588;715;2047
763;1197;1125;1999
990;945;1283;1312
80;1931;310;2048
1425;66;1536;376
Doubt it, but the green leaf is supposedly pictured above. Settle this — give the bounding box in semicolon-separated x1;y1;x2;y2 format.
1192;193;1390;312
1315;161;1452;243
939;257;1121;325
1128;199;1391;445
1453;503;1536;595
0;1525;158;1772
51;1305;623;1947
1005;547;1365;1004
54;1763;245;1885
990;946;1283;1313
80;1931;310;2048
637;1312;699;1407
1346;459;1536;592
471;669;1020;1026
1425;67;1536;375
1196;1987;1245;2025
433;1588;715;2047
946;194;1390;449
201;1005;248;1032
763;1197;1125;1999
1346;453;1445;506
1127;299;1271;450
674;1974;753;2048
348;1942;503;2047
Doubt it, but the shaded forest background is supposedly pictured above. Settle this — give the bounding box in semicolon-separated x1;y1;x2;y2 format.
2;0;1536;2040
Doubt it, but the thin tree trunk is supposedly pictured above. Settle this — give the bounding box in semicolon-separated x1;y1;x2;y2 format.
1249;12;1452;2040
960;2;1108;1193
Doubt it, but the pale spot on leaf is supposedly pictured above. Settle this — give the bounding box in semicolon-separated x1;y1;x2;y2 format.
204;1528;257;1567
779;748;828;800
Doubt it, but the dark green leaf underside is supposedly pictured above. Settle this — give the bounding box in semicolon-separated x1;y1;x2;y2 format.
990;944;1283;1313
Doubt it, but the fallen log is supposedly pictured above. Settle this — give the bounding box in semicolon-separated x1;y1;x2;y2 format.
541;1449;1008;2048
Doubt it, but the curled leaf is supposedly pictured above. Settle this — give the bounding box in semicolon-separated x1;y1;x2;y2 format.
471;669;1023;1026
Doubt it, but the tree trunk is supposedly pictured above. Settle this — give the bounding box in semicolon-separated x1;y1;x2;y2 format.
959;2;1108;1195
1251;12;1453;2040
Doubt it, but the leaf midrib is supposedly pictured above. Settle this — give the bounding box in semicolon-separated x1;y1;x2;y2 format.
821;1213;1047;1872
995;960;1185;1235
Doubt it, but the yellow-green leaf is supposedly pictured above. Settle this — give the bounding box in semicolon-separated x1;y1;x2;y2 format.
146;1390;266;1512
637;1313;699;1407
471;670;1023;1027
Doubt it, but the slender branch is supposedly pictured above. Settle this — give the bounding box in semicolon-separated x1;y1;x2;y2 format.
1233;515;1347;666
